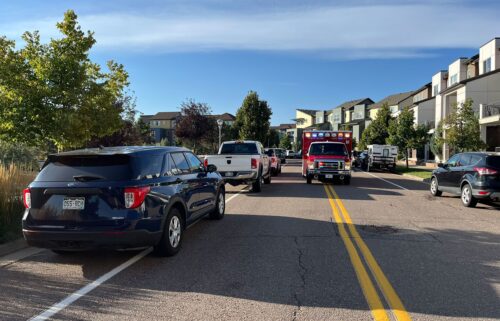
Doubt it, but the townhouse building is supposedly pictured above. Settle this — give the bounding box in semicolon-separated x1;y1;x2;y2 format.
328;98;374;143
369;91;414;120
140;112;181;145
434;37;500;160
209;113;236;126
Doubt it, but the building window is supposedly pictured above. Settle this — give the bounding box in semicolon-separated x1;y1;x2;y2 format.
450;74;458;85
333;114;340;123
433;84;439;96
483;58;492;73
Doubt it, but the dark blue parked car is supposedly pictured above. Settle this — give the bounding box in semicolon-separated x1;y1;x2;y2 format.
22;146;225;256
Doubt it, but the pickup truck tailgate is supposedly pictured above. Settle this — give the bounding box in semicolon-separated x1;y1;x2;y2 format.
205;155;252;172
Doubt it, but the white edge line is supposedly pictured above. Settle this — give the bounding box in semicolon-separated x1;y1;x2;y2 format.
29;247;153;321
0;247;45;268
29;185;246;321
360;170;410;191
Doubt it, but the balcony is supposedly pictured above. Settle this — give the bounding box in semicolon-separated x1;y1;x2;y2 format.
479;104;500;125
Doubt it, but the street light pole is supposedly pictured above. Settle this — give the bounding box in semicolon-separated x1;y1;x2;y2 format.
217;119;224;151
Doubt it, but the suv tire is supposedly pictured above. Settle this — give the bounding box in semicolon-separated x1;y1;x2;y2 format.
430;177;442;196
461;183;478;208
154;207;183;257
210;188;225;220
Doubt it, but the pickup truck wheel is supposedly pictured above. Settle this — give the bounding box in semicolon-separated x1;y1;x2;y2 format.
306;175;312;184
210;188;225;220
264;171;272;184
154;207;183;257
343;176;351;185
252;174;262;192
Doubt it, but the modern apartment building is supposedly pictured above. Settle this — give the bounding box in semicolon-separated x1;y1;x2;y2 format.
294;109;318;129
369;91;414;120
434;37;500;160
140;112;181;145
328;98;374;143
209;113;236;126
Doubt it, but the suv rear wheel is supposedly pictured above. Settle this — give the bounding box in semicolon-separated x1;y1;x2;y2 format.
210;189;225;220
461;183;478;208
154;207;183;257
430;177;442;196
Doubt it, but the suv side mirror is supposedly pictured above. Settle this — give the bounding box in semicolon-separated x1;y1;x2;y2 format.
206;164;217;173
437;162;443;168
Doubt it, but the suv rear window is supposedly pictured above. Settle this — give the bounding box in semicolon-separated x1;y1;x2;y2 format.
36;154;163;182
486;155;500;168
220;143;258;155
309;143;347;156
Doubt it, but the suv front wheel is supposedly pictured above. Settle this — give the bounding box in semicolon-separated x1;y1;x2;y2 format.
461;183;478;208
430;177;442;196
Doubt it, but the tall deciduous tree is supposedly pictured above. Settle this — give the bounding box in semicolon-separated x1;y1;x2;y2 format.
359;103;392;150
175;99;215;153
0;10;130;150
279;134;292;150
443;99;486;153
387;106;429;168
234;91;272;143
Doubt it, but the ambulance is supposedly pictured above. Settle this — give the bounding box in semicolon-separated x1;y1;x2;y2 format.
302;130;353;184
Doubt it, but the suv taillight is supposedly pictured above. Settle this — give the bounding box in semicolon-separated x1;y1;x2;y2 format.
124;186;151;209
251;158;258;169
23;188;31;209
474;167;498;176
204;158;208;168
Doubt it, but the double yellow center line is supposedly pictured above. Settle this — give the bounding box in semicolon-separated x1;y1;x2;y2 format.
324;184;412;321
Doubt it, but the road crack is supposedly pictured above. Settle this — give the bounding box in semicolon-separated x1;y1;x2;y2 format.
292;236;307;321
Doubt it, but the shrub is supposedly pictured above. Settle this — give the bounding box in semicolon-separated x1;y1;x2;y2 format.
0;164;36;243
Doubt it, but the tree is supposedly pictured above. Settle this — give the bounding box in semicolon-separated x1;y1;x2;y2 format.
387;106;429;168
175;99;215;153
234;91;272;143
0;10;130;150
442;99;487;153
279;134;292;150
266;129;280;147
359;103;392;150
430;121;444;160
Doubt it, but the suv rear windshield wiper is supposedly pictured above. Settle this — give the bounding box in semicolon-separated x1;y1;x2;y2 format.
73;175;104;182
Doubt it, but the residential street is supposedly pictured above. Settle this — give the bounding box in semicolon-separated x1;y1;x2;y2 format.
1;159;499;321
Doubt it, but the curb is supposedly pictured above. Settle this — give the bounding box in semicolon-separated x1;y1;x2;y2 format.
0;238;28;258
401;173;430;184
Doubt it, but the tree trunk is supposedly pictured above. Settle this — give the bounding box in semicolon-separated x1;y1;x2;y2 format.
406;148;409;169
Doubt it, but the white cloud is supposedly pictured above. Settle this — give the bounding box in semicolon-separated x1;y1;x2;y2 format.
2;3;498;59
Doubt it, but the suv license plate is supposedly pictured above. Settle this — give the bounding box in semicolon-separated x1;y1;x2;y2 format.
325;174;333;179
63;197;85;210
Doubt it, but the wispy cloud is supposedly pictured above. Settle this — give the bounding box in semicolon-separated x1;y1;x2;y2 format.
2;2;498;59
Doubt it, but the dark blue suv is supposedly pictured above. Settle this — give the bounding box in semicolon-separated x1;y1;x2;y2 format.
430;152;500;207
22;146;225;256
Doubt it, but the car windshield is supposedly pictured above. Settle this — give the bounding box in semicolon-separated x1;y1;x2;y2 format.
309;143;347;156
220;143;258;155
265;150;275;156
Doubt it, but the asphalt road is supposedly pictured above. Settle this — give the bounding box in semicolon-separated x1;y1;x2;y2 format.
0;159;499;321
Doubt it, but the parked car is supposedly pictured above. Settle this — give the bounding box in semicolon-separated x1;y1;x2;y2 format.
22;146;225;256
274;148;286;164
204;140;271;192
265;148;282;176
353;151;368;168
430;152;500;207
286;150;297;158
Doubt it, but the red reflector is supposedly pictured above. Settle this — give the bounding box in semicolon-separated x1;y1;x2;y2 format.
251;158;258;169
478;191;490;195
124;186;150;209
23;188;31;209
319;162;325;166
474;167;498;175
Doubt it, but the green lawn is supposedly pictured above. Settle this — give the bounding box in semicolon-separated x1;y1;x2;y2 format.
395;165;433;180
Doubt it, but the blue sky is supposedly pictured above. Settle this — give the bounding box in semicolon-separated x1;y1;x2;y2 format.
1;0;498;125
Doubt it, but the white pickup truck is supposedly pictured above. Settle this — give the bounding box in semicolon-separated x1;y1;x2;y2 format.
204;140;271;192
362;144;398;172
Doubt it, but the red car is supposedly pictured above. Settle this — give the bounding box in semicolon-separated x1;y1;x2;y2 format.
265;148;282;176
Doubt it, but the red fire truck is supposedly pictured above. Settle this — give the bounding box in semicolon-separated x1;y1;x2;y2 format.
302;130;353;184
